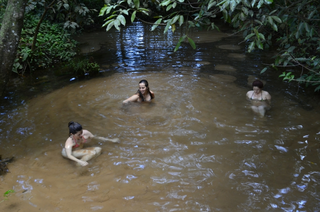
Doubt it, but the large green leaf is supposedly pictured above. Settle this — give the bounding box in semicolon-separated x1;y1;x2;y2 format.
131;11;136;23
257;0;264;9
179;15;184;26
102;19;114;27
268;16;278;31
133;0;140;8
258;33;265;40
271;16;282;23
151;18;162;31
304;22;310;33
114;19;120;31
308;10;316;19
99;5;108;16
117;15;126;26
242;7;248;15
106;21;114;31
171;15;180;25
248;41;255;52
121;9;129;15
174;35;187;52
208;0;216;10
229;0;237;12
164;20;172;34
244;33;255;40
174;42;182;52
188;37;196;49
264;0;273;4
260;67;268;74
160;0;171;6
251;0;257;7
242;0;250;7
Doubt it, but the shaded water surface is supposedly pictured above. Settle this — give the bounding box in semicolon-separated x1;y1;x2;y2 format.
1;22;320;211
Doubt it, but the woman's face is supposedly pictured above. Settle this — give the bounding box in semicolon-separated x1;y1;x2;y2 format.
139;83;147;94
253;86;261;94
73;130;83;139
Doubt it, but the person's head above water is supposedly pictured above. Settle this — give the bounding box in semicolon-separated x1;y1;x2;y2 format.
137;79;153;100
68;121;82;135
252;80;264;89
139;79;149;90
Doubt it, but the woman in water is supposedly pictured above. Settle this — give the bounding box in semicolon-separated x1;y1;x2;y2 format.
246;80;271;117
62;121;118;166
123;79;155;103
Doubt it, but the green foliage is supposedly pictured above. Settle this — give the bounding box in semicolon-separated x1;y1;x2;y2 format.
14;14;77;74
0;190;14;203
99;0;320;91
65;58;100;77
25;0;98;32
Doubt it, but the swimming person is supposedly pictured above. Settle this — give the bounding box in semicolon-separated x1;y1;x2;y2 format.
123;79;155;103
246;79;271;117
61;121;119;166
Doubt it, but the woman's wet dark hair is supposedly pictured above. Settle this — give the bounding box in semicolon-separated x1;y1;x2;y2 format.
252;80;264;89
137;79;154;101
68;121;82;135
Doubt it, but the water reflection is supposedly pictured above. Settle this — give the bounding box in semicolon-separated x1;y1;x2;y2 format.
0;22;320;212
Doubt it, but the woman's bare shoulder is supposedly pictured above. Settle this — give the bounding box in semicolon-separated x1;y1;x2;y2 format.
263;90;271;95
246;90;253;96
65;137;73;147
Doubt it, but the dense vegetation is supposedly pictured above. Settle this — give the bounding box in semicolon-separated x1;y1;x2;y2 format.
99;0;320;91
0;0;319;90
0;0;102;78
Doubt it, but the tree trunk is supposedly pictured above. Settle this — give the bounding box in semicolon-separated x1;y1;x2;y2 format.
0;0;26;92
31;0;57;51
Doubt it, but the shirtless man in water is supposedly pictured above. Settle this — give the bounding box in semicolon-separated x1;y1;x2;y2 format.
62;121;119;166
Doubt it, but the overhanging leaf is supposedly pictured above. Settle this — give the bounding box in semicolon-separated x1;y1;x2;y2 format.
188;37;196;49
174;42;182;52
244;33;255;40
251;0;257;7
257;0;264;9
151;18;162;31
271;16;282;23
208;0;216;10
171;24;176;32
99;5;108;16
117;15;126;26
179;15;184;26
133;0;140;8
171;15;180;25
248;41;255;52
164;20;171;34
106;21;114;31
131;11;136;22
261;67;268;74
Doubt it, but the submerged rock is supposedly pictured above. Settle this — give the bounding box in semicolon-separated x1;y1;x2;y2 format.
0;155;14;175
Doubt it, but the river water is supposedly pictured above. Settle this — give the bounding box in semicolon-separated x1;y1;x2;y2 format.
1;22;320;211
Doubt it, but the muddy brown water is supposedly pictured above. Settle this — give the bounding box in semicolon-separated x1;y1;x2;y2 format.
1;22;320;211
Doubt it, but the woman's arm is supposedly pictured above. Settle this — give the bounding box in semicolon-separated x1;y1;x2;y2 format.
123;94;139;103
82;129;94;141
150;90;155;99
246;91;252;100
265;91;271;104
64;138;88;166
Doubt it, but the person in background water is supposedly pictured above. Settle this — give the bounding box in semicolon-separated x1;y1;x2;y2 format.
246;79;271;117
61;122;101;166
123;79;155;103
